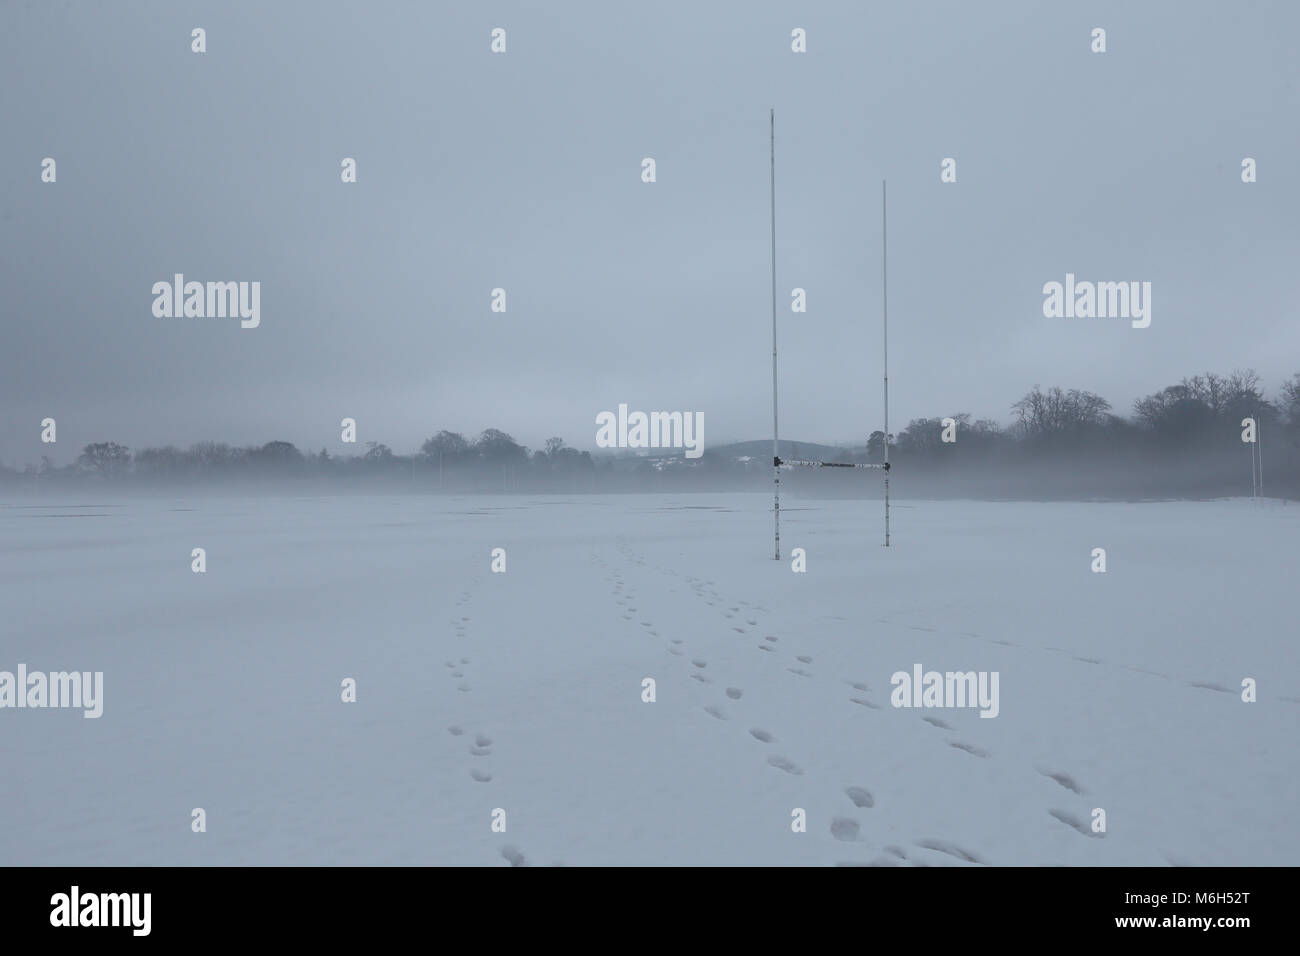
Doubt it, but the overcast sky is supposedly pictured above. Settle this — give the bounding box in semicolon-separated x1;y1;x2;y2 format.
2;0;1298;465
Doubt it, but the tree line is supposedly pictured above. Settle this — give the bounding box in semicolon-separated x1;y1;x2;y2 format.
8;429;602;492
860;369;1299;499
4;368;1297;499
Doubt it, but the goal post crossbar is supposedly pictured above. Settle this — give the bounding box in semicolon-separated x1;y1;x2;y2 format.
777;458;889;471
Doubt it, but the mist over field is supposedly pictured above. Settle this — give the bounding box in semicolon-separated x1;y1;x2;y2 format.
7;368;1297;502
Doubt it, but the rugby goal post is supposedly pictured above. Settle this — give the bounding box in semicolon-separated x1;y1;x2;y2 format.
770;110;891;559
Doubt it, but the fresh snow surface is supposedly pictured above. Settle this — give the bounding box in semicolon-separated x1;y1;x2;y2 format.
2;493;1296;866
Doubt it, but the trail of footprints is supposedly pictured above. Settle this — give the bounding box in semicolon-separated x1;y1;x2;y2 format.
445;696;493;783
874;617;1132;845
447;574;540;866
875;607;1129;843
670;543;1260;857
596;551;660;637
446;580;494;782
614;543;888;853
607;542;1105;862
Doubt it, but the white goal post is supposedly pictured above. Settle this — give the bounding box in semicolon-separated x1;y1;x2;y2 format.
769;110;891;559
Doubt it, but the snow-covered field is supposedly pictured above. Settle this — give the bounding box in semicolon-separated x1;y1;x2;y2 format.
2;493;1296;866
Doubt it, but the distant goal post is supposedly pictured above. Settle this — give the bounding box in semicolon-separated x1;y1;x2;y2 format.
768;108;892;558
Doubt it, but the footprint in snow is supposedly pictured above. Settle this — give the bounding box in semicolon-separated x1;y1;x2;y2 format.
766;755;802;775
501;846;527;867
845;786;874;808
830;818;861;842
915;839;986;864
1040;770;1085;794
1048;809;1101;838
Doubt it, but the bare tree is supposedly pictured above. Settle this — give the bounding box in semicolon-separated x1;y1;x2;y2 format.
1279;373;1300;423
78;442;131;479
1012;386;1111;438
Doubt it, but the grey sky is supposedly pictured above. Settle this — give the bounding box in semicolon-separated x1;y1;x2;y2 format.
3;0;1298;465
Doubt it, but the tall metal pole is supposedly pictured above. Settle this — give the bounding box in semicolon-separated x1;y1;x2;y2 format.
882;180;890;547
1258;414;1264;500
1250;423;1257;500
771;108;781;560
